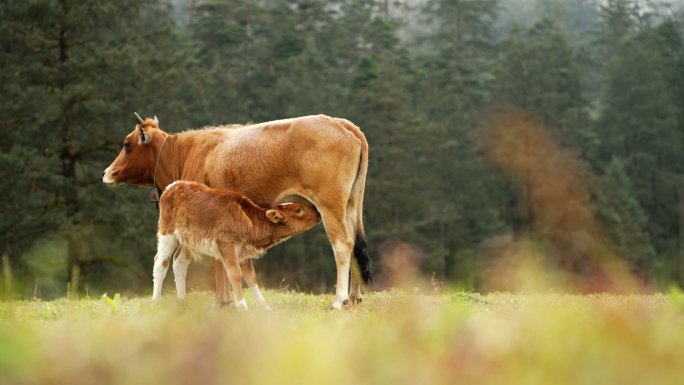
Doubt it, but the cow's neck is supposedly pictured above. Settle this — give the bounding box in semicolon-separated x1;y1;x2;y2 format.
152;134;183;190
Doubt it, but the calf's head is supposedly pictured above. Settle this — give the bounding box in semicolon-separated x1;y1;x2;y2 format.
103;113;165;188
266;203;320;233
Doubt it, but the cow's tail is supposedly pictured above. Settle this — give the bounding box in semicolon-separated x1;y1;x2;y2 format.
343;119;372;285
354;232;372;285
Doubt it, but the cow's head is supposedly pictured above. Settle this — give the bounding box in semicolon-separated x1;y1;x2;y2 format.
103;113;166;188
266;203;321;232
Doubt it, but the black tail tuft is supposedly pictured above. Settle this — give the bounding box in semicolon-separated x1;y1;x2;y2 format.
353;233;372;285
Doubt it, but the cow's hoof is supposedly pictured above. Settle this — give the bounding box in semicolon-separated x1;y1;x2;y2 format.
349;296;363;305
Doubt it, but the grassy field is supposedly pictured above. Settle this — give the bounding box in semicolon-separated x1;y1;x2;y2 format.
1;290;684;385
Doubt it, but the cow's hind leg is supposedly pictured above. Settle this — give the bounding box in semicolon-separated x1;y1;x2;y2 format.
172;246;191;299
319;206;354;309
217;242;247;310
349;261;363;304
240;258;270;310
153;233;178;301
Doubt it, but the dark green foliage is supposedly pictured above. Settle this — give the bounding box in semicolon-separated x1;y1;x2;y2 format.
1;0;683;296
495;18;592;150
594;158;655;275
595;3;684;283
0;0;201;297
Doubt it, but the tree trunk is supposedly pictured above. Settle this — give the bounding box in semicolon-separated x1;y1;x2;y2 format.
2;254;12;299
677;186;684;284
58;0;84;297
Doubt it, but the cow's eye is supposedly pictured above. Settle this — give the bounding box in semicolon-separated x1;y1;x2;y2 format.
124;142;131;153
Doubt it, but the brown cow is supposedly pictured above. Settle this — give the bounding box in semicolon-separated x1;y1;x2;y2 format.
103;114;370;309
153;181;320;310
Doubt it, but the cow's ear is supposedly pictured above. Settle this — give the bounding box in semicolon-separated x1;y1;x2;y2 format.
266;209;286;223
153;116;159;125
137;125;151;145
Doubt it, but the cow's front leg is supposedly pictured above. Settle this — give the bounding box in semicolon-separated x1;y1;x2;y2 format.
217;241;247;310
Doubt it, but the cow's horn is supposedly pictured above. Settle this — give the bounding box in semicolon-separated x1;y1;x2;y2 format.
134;112;144;124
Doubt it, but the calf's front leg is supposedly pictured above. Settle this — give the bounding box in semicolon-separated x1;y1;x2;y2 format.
240;258;270;310
212;259;231;306
217;241;247;310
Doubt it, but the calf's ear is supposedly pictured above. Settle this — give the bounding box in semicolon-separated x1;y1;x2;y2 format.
266;209;286;223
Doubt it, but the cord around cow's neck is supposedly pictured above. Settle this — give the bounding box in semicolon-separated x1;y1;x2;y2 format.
152;134;170;204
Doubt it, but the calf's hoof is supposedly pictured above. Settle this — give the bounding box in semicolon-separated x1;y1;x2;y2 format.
331;299;349;310
213;299;233;309
349;296;363;305
234;299;248;311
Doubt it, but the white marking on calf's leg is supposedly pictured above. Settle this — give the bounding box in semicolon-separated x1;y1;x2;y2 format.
173;248;191;299
241;259;271;310
152;234;178;301
234;298;248;311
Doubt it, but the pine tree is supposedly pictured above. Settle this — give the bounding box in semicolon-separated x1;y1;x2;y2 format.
595;3;684;284
595;158;655;277
495;18;592;151
0;0;200;297
412;0;506;284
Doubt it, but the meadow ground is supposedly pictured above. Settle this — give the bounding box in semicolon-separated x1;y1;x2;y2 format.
1;290;684;385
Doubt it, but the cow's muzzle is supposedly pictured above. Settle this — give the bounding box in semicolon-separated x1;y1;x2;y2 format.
102;168;121;188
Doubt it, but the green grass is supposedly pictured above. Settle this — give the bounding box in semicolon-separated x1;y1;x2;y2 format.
1;290;684;385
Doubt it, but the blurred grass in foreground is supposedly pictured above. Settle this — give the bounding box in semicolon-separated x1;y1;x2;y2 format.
1;290;684;385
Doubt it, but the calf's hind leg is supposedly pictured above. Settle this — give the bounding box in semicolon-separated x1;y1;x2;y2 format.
172;247;192;299
152;233;178;301
217;241;247;310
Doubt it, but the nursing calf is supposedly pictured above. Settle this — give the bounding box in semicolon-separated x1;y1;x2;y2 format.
153;181;320;310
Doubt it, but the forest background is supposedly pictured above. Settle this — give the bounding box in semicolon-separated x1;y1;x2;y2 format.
1;0;683;298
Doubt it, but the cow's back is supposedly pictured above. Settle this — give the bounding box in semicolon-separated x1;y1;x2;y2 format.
178;115;363;206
